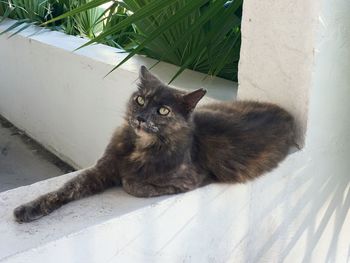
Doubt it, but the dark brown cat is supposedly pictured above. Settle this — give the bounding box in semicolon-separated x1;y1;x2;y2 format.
14;66;295;223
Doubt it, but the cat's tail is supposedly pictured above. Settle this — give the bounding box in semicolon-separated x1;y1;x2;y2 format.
13;167;117;223
212;107;296;184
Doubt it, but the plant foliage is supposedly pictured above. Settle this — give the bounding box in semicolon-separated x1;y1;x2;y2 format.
0;0;105;37
121;0;242;81
0;0;243;82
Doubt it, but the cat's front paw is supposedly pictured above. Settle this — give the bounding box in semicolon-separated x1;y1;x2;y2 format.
13;203;43;223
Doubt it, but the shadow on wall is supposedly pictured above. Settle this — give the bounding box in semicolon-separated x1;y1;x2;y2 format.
241;151;350;263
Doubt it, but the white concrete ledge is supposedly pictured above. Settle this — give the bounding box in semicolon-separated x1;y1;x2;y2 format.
0;152;297;262
1;139;350;262
0;168;249;262
0;170;166;261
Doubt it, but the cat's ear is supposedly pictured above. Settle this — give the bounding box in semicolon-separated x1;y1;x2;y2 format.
139;65;162;87
182;88;207;112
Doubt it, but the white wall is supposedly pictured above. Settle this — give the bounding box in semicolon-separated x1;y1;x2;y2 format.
0;20;236;169
1;1;350;261
235;0;350;261
238;0;319;147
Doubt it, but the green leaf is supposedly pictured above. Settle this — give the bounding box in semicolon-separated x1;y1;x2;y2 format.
105;0;210;76
0;6;14;23
42;0;110;25
76;0;180;50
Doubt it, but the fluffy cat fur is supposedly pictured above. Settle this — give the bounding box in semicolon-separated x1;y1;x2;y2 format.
14;66;295;223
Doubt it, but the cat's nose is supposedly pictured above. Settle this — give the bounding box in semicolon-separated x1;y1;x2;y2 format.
136;116;146;124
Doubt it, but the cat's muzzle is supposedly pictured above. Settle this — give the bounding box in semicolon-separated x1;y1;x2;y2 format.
130;118;159;133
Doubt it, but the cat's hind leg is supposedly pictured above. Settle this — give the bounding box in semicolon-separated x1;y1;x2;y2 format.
122;168;207;198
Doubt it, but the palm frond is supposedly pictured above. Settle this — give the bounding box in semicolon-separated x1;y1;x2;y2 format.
0;0;243;84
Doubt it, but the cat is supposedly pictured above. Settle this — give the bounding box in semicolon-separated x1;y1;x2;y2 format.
14;66;295;223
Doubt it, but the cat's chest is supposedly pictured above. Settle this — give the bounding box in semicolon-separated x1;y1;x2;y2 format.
119;146;159;176
120;145;184;179
128;147;151;164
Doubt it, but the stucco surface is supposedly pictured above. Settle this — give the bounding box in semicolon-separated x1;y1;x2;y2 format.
238;0;319;147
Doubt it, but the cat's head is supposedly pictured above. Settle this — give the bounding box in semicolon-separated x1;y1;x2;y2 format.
126;66;206;141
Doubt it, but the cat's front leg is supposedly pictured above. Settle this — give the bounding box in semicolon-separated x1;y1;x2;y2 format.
13;191;61;222
13;127;132;223
14;165;119;223
14;143;126;223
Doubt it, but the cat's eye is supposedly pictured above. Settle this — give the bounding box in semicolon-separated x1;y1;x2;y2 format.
158;106;170;116
135;96;145;106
